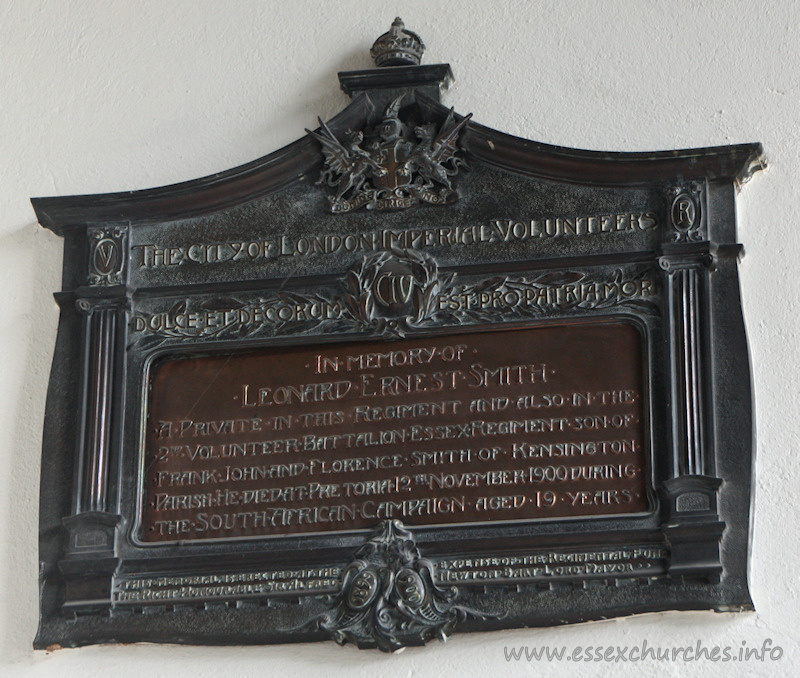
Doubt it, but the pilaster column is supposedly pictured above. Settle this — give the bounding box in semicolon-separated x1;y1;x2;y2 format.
59;224;128;614
659;249;711;477
658;186;724;581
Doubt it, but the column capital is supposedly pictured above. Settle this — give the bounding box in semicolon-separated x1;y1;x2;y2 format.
658;242;715;272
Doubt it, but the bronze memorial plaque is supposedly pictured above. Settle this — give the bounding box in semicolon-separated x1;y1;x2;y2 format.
141;322;648;541
33;18;763;652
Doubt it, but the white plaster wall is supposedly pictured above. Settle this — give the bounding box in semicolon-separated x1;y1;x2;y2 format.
0;1;796;675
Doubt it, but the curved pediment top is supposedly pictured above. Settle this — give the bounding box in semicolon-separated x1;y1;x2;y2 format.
416;95;765;190
33;87;765;235
32;96;377;234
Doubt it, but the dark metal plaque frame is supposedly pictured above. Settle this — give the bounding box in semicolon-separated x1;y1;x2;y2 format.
32;20;764;651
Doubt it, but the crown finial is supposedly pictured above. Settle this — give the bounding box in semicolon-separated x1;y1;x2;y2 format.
370;17;425;67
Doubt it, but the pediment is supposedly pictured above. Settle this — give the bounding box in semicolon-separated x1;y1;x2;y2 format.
32;86;762;233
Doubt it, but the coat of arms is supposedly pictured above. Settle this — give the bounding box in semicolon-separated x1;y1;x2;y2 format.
307;95;472;212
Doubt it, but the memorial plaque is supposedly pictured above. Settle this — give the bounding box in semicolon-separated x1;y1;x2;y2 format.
33;18;764;652
141;322;648;541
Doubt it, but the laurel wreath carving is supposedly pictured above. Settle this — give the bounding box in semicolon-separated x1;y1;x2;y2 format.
129;255;657;350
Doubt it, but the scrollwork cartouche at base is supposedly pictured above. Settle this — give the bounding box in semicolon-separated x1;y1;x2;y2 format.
298;520;501;652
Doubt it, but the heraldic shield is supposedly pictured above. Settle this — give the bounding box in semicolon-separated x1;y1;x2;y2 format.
307;94;472;213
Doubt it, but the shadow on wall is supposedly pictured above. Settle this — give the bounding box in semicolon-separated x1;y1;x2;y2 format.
0;220;62;661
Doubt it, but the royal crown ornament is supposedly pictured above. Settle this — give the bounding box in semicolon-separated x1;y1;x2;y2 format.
370;17;425;67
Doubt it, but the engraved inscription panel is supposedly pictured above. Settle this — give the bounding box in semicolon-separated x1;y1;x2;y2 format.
140;321;648;542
